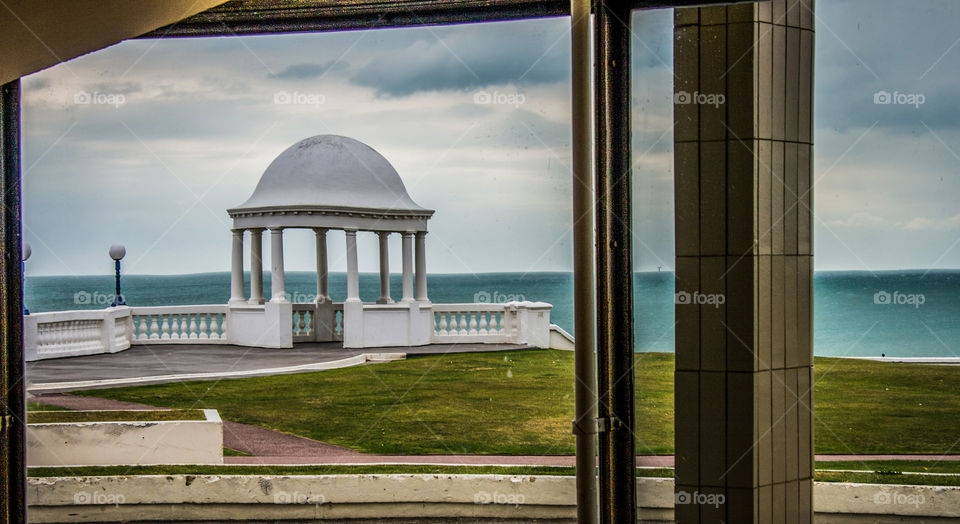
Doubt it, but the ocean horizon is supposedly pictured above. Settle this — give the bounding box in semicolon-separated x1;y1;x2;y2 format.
23;270;960;358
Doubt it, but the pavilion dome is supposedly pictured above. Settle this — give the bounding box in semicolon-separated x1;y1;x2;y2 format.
233;135;427;212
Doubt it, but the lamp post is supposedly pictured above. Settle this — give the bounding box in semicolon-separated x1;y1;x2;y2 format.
22;242;31;315
109;244;126;307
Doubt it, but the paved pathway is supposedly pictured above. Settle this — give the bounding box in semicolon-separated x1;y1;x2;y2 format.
26;342;533;392
30;393;959;467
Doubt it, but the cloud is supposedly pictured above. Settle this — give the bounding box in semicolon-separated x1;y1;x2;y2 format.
829;212;886;228
269;62;333;80
349;19;571;96
903;213;960;231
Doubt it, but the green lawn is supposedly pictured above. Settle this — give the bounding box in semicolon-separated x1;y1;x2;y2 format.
66;350;960;455
27;409;205;424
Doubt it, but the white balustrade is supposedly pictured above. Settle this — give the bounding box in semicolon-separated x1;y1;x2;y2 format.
129;305;228;344
432;303;516;344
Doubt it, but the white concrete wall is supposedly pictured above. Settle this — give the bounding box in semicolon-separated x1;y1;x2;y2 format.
25;474;960;522
27;409;222;467
227;301;292;349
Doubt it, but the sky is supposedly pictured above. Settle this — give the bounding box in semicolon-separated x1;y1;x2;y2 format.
19;0;960;276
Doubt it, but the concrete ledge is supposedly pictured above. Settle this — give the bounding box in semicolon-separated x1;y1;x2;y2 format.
26;474;960;522
28;409;223;467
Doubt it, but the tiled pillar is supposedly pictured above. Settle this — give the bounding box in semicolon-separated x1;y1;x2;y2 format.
673;2;814;523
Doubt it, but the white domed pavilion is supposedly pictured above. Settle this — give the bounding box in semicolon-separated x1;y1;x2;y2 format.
225;135;435;348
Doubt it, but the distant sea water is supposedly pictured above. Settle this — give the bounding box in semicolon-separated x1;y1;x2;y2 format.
23;270;960;358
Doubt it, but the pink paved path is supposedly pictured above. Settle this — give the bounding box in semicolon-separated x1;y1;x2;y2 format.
30;394;960;466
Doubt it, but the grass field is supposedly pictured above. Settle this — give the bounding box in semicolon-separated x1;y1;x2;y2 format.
68;350;960;455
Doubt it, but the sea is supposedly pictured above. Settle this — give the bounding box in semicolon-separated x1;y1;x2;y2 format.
22;270;960;358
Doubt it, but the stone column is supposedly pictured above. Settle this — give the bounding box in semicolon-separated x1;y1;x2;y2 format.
673;2;814;523
229;229;245;304
315;228;329;302
415;231;428;302
400;232;414;302
269;227;286;302
377;232;392;303
345;229;360;302
249;228;264;304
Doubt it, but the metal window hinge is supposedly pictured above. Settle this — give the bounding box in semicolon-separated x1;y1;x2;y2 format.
571;416;623;435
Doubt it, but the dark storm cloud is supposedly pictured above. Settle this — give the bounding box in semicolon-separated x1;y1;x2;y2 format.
349;20;571;96
815;0;960;132
269;62;333;80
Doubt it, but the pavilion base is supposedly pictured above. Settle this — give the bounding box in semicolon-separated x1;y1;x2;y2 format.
342;300;433;349
228;301;293;349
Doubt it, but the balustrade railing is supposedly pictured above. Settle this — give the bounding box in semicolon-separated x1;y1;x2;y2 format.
432;303;517;343
291;302;343;342
130;305;228;343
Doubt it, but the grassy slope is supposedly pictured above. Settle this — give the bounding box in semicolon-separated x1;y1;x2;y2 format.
72;351;960;455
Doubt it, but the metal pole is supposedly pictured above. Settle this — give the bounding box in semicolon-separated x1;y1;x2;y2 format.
571;1;598;523
113;259;125;306
593;2;636;523
0;78;26;524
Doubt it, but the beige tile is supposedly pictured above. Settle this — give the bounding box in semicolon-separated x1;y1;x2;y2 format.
676;257;701;371
772;0;787;25
772;482;786;524
675;141;700;257
675;484;700;523
797;144;812;255
784;257;799;368
676;371;701;485
758;140;773;255
725;256;756;372
699;24;727;142
758;1;773;23
700;371;727;486
759;483;773;524
785;27;801;142
799;478;812;524
787;0;802;27
799;0;814;30
726;372;757;488
785;479;799;524
700;141;727;256
698;486;726;522
784;143;799;256
726;23;757;141
700;256;726;371
675;6;699;27
757;370;772;487
727;487;759;523
727;3;758;23
758;256;772;370
772;255;785;369
798;366;812;478
772;370;787;485
700;5;726;26
771;141;785;255
727;139;756;255
799;30;813;143
674;25;700;143
785;368;799;482
798;256;812;367
772;25;786;141
757;24;773;139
